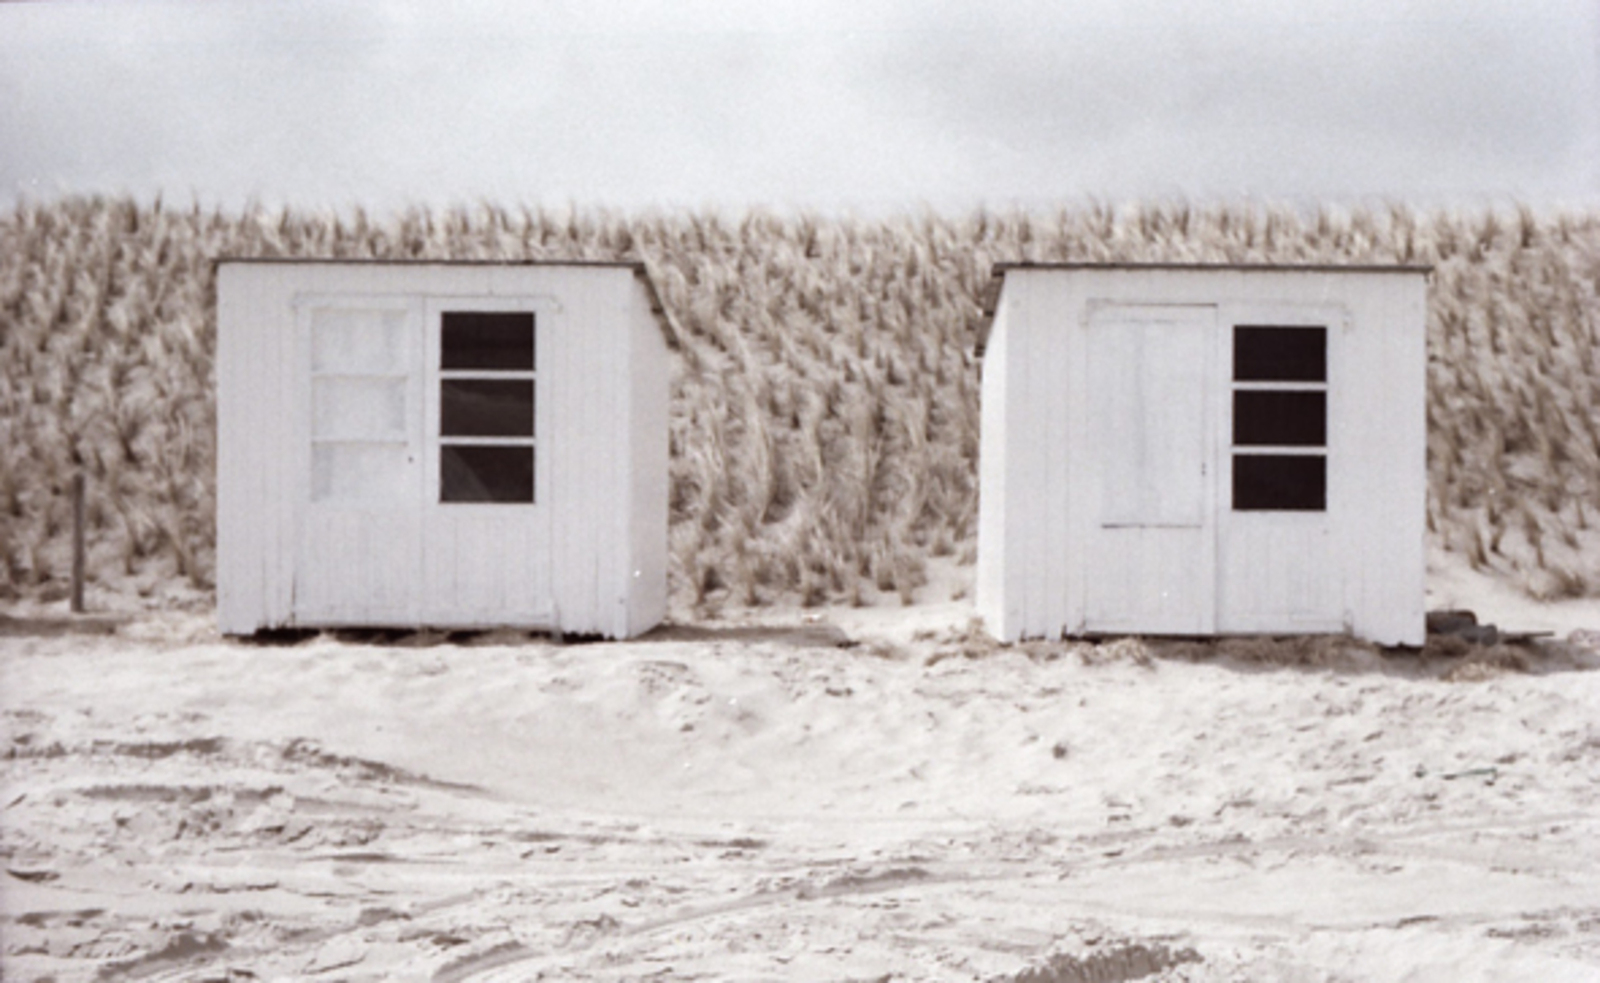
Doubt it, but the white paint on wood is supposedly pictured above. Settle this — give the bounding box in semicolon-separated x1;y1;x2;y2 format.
420;295;553;627
1082;304;1216;635
974;289;1012;637
292;294;424;626
1213;301;1342;635
1088;305;1211;528
216;261;671;638
626;272;670;637
977;266;1427;646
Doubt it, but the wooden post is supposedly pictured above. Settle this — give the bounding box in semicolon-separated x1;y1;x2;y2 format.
70;471;85;614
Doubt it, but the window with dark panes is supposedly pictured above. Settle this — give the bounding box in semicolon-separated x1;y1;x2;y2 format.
438;312;536;503
1232;326;1326;511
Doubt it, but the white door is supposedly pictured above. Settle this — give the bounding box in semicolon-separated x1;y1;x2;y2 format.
1216;313;1343;632
294;299;425;624
1082;305;1216;635
419;299;553;626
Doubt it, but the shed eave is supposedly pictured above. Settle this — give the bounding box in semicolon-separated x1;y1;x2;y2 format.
975;261;1433;357
213;256;683;351
990;261;1435;275
213;257;652;270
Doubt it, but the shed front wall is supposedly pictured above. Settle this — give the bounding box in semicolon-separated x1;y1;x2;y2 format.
217;262;667;638
977;268;1426;646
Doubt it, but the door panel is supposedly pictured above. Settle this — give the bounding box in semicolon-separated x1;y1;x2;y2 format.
1216;521;1342;632
294;301;423;625
1216;308;1342;633
420;299;552;626
297;508;422;623
1083;305;1216;634
421;509;553;624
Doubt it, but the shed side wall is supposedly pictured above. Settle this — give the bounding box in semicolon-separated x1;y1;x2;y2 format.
975;292;1012;637
215;262;251;631
217;265;275;630
626;274;671;636
992;273;1068;640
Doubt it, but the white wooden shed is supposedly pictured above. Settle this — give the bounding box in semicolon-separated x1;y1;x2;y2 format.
216;259;674;639
976;264;1429;646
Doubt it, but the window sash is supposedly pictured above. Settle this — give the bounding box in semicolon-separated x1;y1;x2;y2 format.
1230;323;1327;512
435;307;539;505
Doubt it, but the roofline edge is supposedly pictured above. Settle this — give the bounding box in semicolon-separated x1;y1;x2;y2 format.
976;261;1433;356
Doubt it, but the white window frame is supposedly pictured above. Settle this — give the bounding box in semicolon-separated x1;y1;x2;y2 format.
295;294;424;510
424;296;557;509
1220;302;1345;516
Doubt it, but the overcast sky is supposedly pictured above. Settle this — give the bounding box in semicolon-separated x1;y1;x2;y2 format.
2;0;1597;215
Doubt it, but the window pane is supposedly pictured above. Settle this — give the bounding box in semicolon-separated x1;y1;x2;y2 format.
1234;391;1325;446
1235;326;1325;382
442;312;534;370
441;445;534;503
441;380;534;437
1233;454;1325;511
312;308;407;373
312;443;409;503
313;377;406;439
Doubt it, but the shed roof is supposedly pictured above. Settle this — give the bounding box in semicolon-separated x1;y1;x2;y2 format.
976;262;1432;356
214;257;681;350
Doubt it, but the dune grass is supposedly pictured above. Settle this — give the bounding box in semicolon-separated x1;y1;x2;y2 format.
2;197;1597;610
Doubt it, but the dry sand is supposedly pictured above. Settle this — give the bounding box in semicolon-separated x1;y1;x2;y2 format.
4;557;1600;982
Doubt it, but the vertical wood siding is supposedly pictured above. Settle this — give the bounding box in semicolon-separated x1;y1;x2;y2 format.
297;294;425;625
1214;296;1343;635
548;266;623;636
626;274;671;637
1346;275;1428;644
979;267;1427;646
974;292;1011;636
216;261;669;638
1083;305;1216;635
